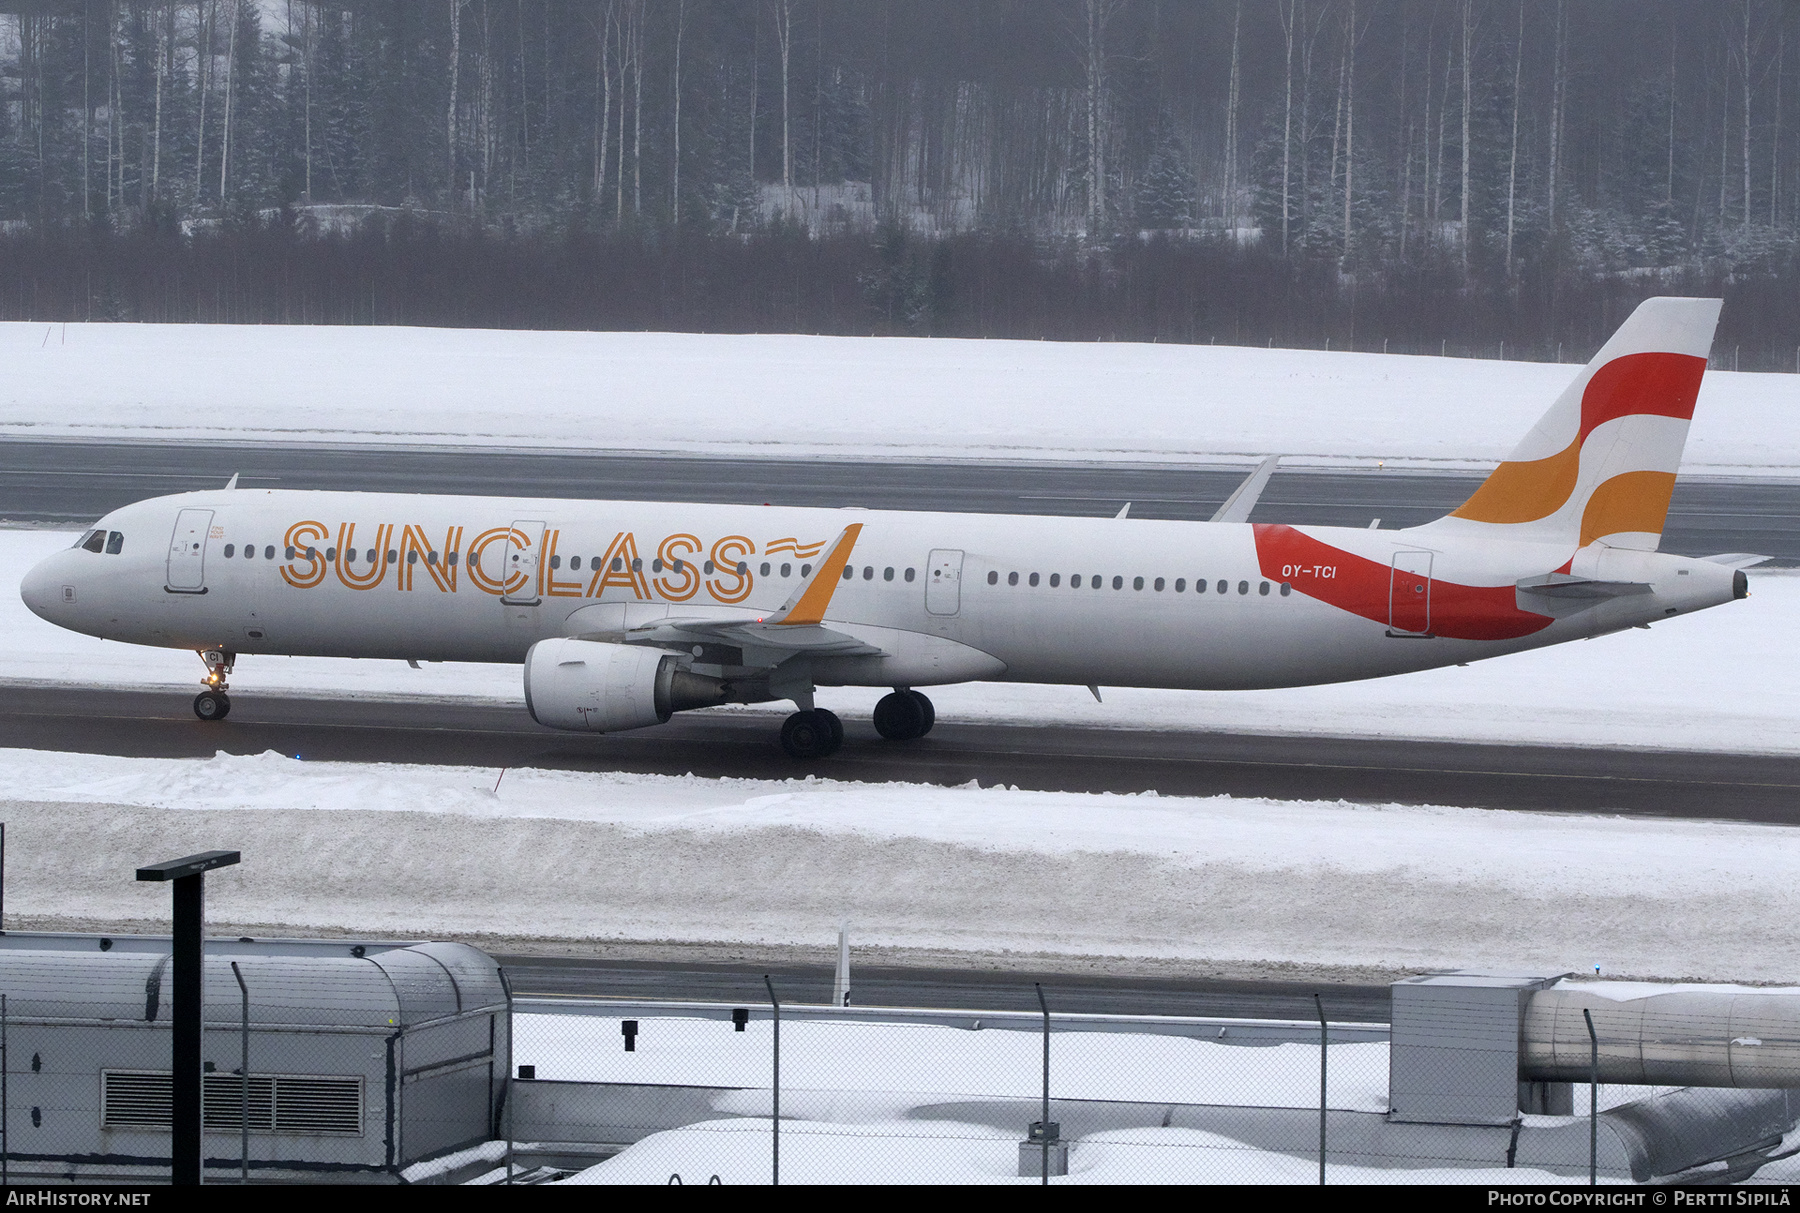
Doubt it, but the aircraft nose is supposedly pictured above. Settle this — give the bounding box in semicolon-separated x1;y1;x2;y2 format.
19;552;66;622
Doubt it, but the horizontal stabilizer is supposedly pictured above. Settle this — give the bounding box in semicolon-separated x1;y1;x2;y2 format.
1211;456;1280;524
1516;572;1652;599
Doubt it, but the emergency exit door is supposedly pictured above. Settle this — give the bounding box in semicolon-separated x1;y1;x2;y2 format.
925;549;964;615
1389;550;1433;636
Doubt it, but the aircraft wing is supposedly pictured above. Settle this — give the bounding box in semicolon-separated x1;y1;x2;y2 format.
589;521;886;663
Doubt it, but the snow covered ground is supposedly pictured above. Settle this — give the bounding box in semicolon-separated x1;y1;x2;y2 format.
5;528;1799;755
4;322;1796;474
6;746;1800;979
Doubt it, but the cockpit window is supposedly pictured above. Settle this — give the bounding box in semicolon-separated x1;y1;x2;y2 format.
105;531;124;555
80;530;105;553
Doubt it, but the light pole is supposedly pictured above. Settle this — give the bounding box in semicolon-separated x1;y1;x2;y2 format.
136;850;241;1186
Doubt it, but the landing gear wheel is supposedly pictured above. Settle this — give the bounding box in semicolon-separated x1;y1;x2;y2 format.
193;690;231;721
780;709;842;759
814;708;844;754
908;690;935;736
874;691;928;740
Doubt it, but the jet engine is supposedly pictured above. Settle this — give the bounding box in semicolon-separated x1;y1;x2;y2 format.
523;638;729;732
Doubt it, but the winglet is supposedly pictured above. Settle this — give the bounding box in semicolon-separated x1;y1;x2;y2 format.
769;523;863;625
1210;455;1280;523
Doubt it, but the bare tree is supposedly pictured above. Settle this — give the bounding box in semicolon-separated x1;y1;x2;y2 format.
774;0;793;201
1343;0;1356;266
1278;0;1296;253
1224;0;1241;223
1505;0;1523;277
1742;0;1753;233
673;0;687;226
220;0;237;203
1548;0;1565;232
448;0;462;210
1460;0;1471;273
1081;0;1119;238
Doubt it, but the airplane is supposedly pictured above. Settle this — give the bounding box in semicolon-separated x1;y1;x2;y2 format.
19;296;1758;760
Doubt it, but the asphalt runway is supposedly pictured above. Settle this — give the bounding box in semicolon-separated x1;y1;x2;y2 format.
496;956;1394;1023
8;684;1800;823
3;437;1799;562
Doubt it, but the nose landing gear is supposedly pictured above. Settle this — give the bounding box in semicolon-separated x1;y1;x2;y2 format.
193;649;234;721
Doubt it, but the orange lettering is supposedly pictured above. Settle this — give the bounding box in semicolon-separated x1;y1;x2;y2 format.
707;535;756;604
654;534;702;602
336;523;393;590
280;521;330;589
544;529;584;597
587;531;649;599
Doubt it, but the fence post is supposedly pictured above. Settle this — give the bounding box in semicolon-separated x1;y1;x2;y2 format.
1035;983;1051;1186
500;967;515;1186
763;975;780;1187
2;991;8;1187
1314;993;1327;1184
1583;1008;1598;1185
231;963;249;1184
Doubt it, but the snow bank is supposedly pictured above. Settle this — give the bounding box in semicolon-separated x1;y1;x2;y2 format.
5;748;1800;979
5;528;1799;755
3;322;1794;473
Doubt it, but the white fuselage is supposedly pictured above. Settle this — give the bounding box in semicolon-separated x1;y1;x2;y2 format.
20;488;1742;697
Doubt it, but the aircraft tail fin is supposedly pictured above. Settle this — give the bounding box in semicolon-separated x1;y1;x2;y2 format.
1432;296;1720;551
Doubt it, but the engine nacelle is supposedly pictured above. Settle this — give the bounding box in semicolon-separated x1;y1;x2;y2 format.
523;638;728;732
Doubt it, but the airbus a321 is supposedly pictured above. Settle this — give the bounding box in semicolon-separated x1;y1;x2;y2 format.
20;297;1757;759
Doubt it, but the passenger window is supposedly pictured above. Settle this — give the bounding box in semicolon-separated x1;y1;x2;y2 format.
1174;578;1185;592
407;551;419;565
761;562;772;576
1069;575;1080;588
243;544;255;559
1259;581;1270;595
1028;573;1039;587
285;545;297;560
650;558;661;573
387;548;398;562
1133;576;1144;591
223;544;235;558
863;566;874;580
81;530;105;553
781;563;792;578
106;531;124;555
1112;576;1123;590
905;568;915;582
987;571;998;586
1050;574;1061;587
1281;582;1292;596
735;561;748;575
305;547;317;560
1093;576;1103;590
703;561;714;575
884;567;895;581
570;556;582;571
1238;581;1249;595
1153;577;1164;591
801;564;812;577
842;566;853;580
631;557;643;572
447;551;458;566
1216;580;1227;594
612;557;623;572
326;547;337;561
427;551;438;565
1008;572;1018;586
264;546;274;559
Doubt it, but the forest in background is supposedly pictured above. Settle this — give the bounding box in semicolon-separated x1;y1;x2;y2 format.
1;0;1797;366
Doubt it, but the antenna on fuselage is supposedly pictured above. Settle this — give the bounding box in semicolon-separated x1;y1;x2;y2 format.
223;473;239;490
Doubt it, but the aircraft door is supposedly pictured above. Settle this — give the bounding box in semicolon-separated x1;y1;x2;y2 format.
499;520;547;606
165;508;214;592
1388;550;1433;636
925;549;964;616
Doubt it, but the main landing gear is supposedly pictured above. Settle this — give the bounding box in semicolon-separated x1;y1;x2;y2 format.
780;690;934;760
873;689;934;741
780;708;844;759
193;649;234;721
